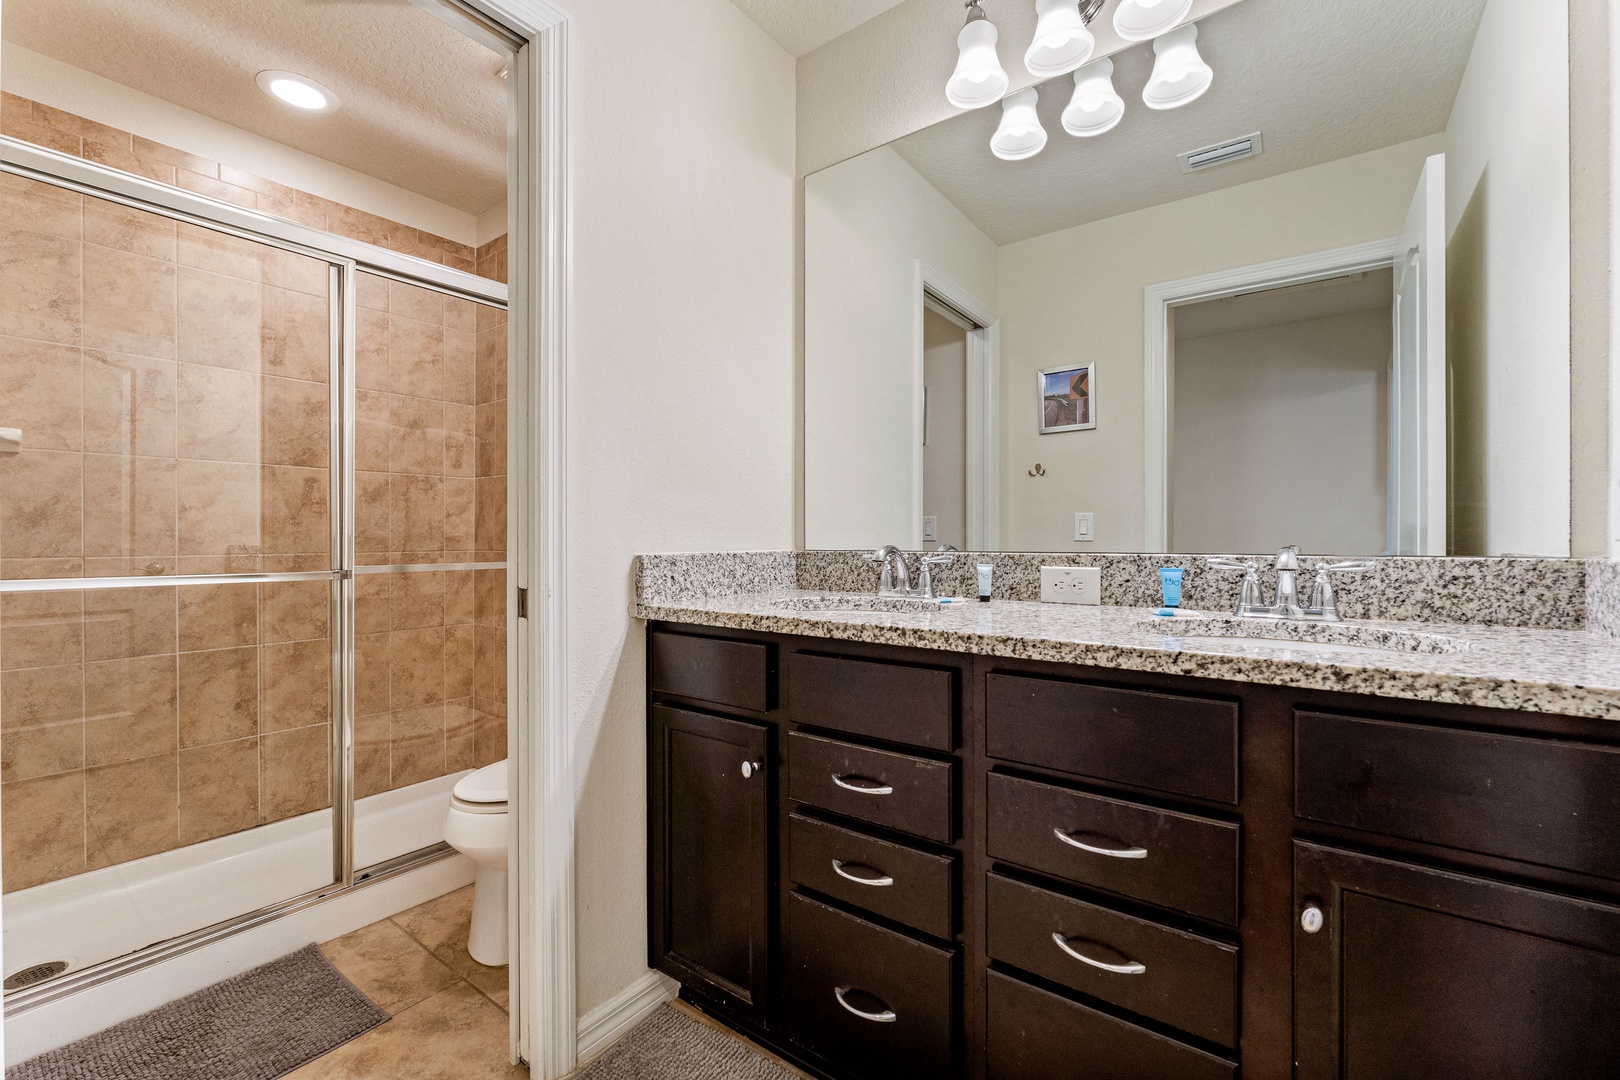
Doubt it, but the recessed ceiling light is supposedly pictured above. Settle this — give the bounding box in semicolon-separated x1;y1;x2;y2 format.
255;70;339;113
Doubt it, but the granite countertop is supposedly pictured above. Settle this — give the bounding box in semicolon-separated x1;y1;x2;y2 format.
638;590;1620;720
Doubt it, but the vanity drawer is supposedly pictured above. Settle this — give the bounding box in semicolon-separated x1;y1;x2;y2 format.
985;969;1236;1080
986;772;1239;926
985;873;1238;1048
1296;711;1620;880
789;813;956;940
789;732;955;843
650;631;771;713
986;673;1238;804
786;892;957;1080
788;652;955;751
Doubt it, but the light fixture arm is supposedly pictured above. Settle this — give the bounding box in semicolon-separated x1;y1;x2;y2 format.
963;0;988;25
1078;0;1106;25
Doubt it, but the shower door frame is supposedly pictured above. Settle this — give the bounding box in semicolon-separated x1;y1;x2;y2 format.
0;136;508;996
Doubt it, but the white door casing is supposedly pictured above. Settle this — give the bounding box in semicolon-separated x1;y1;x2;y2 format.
1388;153;1448;555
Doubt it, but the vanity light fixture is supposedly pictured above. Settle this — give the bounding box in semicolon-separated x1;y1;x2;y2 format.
1024;0;1098;79
1112;0;1194;41
990;86;1048;160
1142;23;1212;110
1061;56;1124;136
946;1;1011;109
255;70;339;113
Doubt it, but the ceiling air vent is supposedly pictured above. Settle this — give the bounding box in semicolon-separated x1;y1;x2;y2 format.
1178;132;1264;174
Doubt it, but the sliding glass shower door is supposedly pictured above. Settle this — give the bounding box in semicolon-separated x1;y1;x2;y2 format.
0;163;508;999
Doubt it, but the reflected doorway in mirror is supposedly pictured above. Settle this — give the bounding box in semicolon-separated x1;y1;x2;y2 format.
1039;363;1096;433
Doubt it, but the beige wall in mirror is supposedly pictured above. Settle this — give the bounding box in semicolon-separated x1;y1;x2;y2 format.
802;0;1608;558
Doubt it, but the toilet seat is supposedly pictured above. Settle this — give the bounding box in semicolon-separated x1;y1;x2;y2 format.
453;759;508;805
450;794;506;815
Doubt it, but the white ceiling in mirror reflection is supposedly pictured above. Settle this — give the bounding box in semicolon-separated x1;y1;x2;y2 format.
888;0;1490;244
728;0;911;57
0;0;509;214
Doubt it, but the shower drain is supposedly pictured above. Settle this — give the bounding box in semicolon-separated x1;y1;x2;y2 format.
4;961;68;991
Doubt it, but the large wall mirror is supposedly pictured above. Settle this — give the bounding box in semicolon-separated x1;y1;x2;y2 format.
804;0;1576;557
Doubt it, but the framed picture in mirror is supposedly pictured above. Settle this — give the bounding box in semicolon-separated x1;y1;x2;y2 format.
1039;363;1095;434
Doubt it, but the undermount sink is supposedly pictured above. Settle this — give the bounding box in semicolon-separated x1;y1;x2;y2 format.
768;593;960;613
1146;616;1469;655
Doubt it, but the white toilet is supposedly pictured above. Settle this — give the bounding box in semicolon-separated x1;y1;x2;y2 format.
443;759;509;967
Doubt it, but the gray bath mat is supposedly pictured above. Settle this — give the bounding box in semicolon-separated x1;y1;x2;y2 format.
575;1005;798;1080
7;944;389;1080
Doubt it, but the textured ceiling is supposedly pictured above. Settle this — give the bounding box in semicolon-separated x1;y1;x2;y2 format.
729;0;910;58
3;0;508;214
885;0;1491;244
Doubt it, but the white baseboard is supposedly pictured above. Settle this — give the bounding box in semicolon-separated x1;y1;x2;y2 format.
4;855;476;1066
574;970;679;1065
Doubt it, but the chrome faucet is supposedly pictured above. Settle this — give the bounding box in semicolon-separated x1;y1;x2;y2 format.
864;545;957;600
1209;547;1373;622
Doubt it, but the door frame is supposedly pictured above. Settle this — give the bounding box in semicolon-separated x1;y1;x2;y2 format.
454;1;576;1074
915;262;1000;550
1142;238;1400;550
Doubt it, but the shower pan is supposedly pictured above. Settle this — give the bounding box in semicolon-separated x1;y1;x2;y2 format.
0;136;510;1017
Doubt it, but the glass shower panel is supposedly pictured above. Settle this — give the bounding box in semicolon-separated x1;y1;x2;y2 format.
350;272;506;869
0;174;338;980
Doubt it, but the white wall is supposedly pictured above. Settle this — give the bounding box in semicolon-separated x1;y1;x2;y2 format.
1445;0;1572;556
995;135;1442;552
1;43;482;244
1172;308;1391;554
923;308;967;549
804;145;997;548
564;0;796;1019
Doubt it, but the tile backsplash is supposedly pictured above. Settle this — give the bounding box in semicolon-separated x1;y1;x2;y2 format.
636;550;1590;632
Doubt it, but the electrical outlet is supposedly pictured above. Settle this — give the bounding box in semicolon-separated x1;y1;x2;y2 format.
1074;512;1094;542
922;516;938;543
1040;566;1101;605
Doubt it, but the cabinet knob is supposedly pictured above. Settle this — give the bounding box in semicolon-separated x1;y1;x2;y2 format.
1301;905;1325;934
740;760;763;779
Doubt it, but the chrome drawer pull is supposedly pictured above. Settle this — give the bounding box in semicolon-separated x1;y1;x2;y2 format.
1052;933;1147;975
832;774;894;795
832;859;895;887
1053;828;1148;859
834;986;897;1023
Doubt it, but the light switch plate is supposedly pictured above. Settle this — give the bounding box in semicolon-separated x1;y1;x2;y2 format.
1074;512;1094;542
1041;566;1101;604
922;515;938;543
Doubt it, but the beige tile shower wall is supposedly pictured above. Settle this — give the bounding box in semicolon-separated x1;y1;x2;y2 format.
0;581;333;892
0;173;333;581
353;274;507;796
0;174;339;891
1;93;485;276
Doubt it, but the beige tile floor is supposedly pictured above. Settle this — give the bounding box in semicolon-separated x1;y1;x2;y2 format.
287;885;527;1079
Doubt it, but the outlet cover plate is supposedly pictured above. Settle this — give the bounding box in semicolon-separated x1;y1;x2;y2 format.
1041;566;1101;605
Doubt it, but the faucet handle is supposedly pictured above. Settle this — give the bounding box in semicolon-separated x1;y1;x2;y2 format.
1207;557;1255;572
921;550;956;566
1306;559;1373;620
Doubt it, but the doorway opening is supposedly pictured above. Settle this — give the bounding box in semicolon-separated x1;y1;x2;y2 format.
1170;270;1395;554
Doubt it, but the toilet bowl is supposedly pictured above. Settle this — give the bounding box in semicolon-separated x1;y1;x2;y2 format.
443;759;509;967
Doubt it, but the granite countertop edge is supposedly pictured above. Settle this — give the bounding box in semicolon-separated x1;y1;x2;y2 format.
637;596;1620;722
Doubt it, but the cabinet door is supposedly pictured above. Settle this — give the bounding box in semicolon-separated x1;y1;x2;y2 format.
1294;841;1620;1080
650;705;772;1019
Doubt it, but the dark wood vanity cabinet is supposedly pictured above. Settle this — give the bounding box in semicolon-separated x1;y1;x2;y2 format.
647;623;1620;1080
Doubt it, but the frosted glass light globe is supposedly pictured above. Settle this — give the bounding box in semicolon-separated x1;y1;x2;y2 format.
947;18;1011;109
1142;23;1213;110
1025;0;1095;78
1062;57;1124;137
990;87;1048;161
